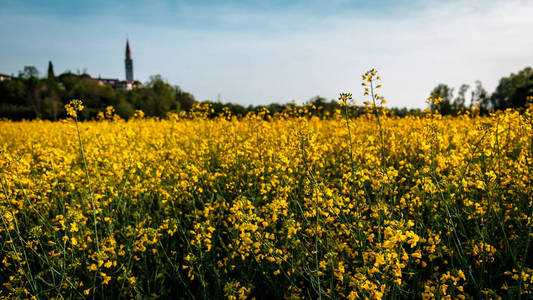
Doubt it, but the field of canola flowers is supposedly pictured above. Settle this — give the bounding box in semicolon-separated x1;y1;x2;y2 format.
1;73;533;299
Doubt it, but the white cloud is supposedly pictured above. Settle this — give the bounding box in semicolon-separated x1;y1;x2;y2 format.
134;0;533;107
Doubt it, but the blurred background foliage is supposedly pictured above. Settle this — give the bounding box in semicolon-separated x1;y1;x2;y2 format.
1;66;532;120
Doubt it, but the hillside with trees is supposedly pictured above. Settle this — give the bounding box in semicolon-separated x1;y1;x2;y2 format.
0;67;195;120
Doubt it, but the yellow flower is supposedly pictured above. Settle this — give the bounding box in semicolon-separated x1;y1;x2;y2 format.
100;272;111;285
65;99;84;118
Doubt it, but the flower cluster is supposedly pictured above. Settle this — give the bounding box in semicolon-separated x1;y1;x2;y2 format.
64;99;84;118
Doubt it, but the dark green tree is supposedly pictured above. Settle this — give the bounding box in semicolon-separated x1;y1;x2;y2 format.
490;67;533;110
18;66;45;118
0;77;33;119
429;84;454;115
175;86;196;111
47;61;55;80
142;75;179;117
20;66;39;79
453;84;469;111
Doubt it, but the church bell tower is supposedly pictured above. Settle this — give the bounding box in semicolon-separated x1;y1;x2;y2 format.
125;40;133;81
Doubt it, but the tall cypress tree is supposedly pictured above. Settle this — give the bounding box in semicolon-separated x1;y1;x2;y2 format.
47;61;55;80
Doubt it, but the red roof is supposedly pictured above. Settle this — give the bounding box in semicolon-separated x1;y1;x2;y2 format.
126;40;131;59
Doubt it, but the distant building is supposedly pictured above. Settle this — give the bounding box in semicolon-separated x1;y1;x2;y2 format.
96;40;141;91
1;41;141;89
97;77;141;90
0;74;14;81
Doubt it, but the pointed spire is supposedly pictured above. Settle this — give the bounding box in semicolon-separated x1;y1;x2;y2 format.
126;39;131;59
125;39;134;81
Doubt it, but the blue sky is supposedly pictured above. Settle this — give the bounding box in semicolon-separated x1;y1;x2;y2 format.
1;0;533;108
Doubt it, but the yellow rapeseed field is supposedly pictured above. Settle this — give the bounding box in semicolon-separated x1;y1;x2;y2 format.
1;73;532;299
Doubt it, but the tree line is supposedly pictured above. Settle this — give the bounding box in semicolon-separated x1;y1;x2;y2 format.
0;65;195;120
1;65;532;120
429;67;533;115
